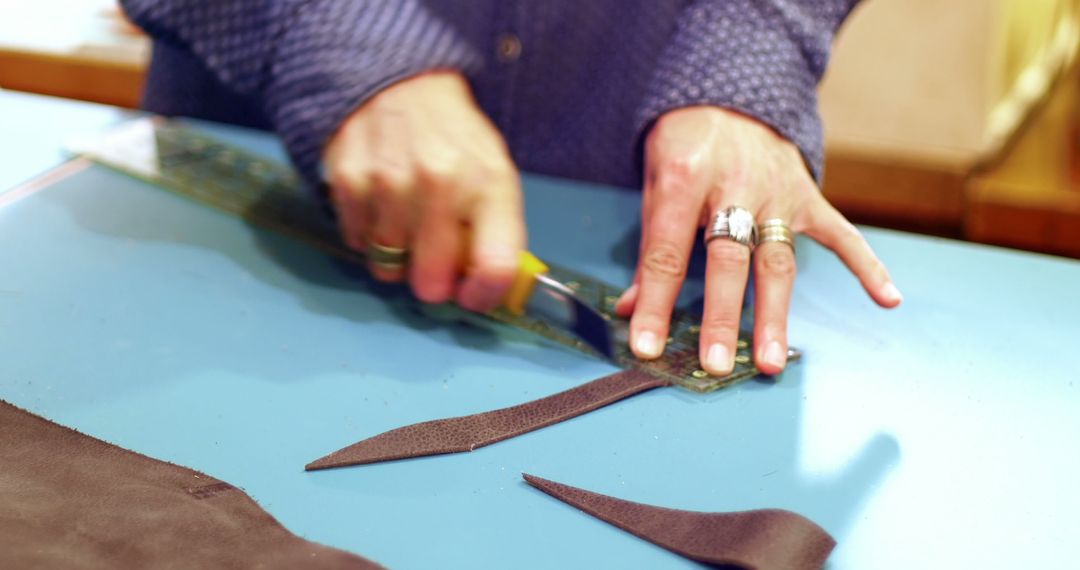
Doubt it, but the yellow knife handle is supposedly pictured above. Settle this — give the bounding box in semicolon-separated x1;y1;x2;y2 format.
503;250;549;315
460;228;547;315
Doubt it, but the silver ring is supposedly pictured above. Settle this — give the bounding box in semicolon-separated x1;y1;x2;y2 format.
704;206;758;250
367;240;409;268
757;218;795;252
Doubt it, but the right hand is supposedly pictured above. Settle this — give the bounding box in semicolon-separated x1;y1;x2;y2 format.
324;71;525;312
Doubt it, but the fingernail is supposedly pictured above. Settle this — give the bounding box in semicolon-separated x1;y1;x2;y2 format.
706;343;732;374
635;331;662;359
763;341;786;369
882;282;903;304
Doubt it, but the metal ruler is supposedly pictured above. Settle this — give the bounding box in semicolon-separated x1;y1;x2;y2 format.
72;118;799;392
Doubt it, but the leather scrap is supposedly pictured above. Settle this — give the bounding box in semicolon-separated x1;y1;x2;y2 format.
0;401;383;570
307;369;667;470
523;473;835;570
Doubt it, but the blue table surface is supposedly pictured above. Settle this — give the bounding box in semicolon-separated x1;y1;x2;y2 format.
1;92;1078;569
0;90;128;192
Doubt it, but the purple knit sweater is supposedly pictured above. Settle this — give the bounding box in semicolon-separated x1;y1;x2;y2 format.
121;0;858;189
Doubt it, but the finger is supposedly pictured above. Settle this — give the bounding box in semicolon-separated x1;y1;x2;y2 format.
614;278;639;317
456;174;525;313
367;169;414;282
409;182;462;305
803;200;902;308
615;160;657;317
629;164;704;360
698;237;751;375
326;161;373;256
751;240;797;375
333;189;371;255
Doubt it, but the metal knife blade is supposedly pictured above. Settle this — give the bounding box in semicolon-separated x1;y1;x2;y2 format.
502;251;616;360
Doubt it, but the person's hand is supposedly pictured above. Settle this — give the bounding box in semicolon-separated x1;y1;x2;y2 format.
324;71;525;312
615;106;902;375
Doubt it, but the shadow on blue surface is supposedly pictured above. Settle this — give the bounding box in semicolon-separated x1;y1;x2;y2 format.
27;163;901;566
36;166;600;383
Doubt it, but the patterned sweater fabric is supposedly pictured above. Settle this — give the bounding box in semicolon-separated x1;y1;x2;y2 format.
122;0;859;190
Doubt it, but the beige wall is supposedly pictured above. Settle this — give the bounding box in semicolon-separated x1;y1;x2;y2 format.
820;0;1078;167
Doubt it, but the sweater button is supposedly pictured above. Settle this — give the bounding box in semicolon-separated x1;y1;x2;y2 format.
496;33;522;63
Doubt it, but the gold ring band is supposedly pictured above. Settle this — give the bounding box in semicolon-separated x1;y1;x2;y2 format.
757;219;795;252
367;240;409;268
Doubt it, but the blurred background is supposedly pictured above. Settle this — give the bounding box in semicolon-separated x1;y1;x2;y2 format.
2;0;1078;259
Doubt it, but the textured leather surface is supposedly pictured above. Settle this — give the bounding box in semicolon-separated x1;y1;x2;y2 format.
307;369;667;470
524;474;835;570
0;401;383;570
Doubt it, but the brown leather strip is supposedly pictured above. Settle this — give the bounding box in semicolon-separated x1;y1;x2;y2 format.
0;401;383;570
523;474;836;570
306;369;667;470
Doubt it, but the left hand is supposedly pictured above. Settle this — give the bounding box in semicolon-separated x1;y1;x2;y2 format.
615;106;902;376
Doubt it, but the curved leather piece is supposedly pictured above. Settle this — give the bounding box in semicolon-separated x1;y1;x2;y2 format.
307;369;667;470
523;474;835;570
0;401;383;570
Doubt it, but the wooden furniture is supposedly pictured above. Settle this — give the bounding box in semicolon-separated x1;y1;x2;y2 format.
0;0;147;108
968;64;1080;258
819;0;1080;246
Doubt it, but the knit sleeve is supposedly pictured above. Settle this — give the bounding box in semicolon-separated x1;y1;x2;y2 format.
636;0;860;182
120;0;485;185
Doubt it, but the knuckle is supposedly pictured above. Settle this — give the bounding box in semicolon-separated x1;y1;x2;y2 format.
410;271;454;304
759;248;796;278
470;166;519;200
656;156;701;194
700;312;739;337
421;164;455;186
487;189;525;222
478;155;516;180
661;154;700;180
631;312;671;335
418;152;464;185
641;242;688;280
867;257;889;281
474;259;517;286
328;163;369;198
707;242;750;270
370;167;414;198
